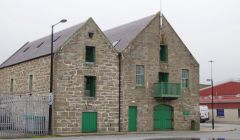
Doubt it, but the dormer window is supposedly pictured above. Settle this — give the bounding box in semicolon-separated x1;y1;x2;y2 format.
88;32;94;39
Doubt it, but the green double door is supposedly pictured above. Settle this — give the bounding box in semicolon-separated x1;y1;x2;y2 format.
153;105;173;130
128;106;137;131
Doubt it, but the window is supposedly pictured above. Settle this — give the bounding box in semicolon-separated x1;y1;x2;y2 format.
136;65;144;86
84;76;96;97
181;69;189;88
88;32;94;38
160;45;167;62
238;109;240;118
159;72;169;82
85;46;95;63
29;75;33;91
217;109;224;117
10;79;14;92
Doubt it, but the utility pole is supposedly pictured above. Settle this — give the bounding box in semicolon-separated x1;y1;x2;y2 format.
209;60;214;130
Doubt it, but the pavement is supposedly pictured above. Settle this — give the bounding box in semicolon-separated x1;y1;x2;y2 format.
2;123;240;140
200;122;240;132
52;123;239;137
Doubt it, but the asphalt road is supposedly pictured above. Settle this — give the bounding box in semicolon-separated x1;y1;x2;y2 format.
8;123;240;140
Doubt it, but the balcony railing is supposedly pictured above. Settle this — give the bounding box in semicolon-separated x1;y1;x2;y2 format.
153;82;181;99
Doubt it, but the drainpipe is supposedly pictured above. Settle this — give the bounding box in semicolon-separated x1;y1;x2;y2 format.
118;52;121;132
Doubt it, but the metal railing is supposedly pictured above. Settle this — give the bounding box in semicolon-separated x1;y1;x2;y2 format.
0;95;49;138
153;82;181;98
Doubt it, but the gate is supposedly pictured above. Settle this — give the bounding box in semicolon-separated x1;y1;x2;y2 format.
0;95;49;138
153;104;173;130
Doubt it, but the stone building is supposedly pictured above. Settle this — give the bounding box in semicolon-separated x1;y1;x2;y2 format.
0;12;199;134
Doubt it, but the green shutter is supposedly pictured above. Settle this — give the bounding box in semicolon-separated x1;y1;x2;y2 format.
85;47;89;62
160;45;167;62
159;72;169;82
82;112;97;133
10;79;13;92
86;46;95;63
84;76;96;97
128;106;137;131
90;77;95;97
163;73;169;82
92;47;95;62
29;75;33;91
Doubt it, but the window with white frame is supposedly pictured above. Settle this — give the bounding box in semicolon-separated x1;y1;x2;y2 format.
181;69;189;88
136;65;144;86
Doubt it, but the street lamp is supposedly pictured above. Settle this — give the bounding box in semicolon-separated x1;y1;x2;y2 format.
207;60;214;129
49;19;67;135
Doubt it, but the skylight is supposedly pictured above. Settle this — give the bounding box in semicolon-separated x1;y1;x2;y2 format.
23;47;30;53
36;42;44;48
112;40;120;47
53;36;61;42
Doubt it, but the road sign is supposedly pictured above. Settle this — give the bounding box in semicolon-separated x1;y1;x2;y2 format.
48;92;53;105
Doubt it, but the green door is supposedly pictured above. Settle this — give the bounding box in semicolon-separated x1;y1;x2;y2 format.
128;106;137;131
159;72;169;82
82;112;97;133
153;105;173;130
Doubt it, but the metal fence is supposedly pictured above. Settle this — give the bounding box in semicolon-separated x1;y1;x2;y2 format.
0;95;49;138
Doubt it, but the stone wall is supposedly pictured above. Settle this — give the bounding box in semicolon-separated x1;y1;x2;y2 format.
0;18;120;134
53;18;119;134
120;14;199;131
0;56;50;95
162;15;199;130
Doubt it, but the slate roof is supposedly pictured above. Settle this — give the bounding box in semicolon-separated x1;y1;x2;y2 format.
0;14;157;68
0;21;85;68
104;14;156;51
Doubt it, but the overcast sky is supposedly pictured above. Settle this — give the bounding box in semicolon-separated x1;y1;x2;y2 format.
0;0;239;84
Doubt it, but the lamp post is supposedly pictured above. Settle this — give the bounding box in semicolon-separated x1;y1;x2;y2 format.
207;60;214;130
49;19;67;135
